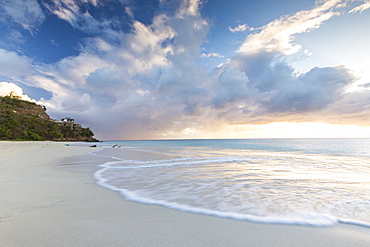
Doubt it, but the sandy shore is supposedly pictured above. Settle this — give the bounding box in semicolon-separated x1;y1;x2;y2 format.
1;141;370;246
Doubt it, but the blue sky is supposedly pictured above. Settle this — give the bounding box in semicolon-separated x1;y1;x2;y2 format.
1;0;370;140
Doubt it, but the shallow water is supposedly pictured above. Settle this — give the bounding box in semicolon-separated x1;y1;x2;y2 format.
90;139;370;227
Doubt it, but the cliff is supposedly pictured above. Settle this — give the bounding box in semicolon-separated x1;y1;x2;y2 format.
0;95;98;141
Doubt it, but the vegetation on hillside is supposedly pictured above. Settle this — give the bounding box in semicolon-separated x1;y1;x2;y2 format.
0;94;97;141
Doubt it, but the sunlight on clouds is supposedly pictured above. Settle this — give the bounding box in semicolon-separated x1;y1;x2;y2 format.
350;0;370;13
182;127;198;135
221;122;370;139
160;122;370;139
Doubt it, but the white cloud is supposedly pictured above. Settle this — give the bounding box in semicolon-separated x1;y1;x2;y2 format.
43;0;79;23
29;75;69;98
124;6;134;19
60;92;92;112
201;52;224;58
229;24;251;33
237;0;343;55
38;52;107;87
350;0;370;13
177;0;202;17
50;39;59;47
83;0;98;7
124;18;175;70
0;82;34;102
0;49;33;77
0;0;45;35
42;0;112;35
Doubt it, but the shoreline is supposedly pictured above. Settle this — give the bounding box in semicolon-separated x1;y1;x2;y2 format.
1;142;370;246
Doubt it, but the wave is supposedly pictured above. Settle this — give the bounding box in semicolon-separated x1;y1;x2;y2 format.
90;147;370;229
90;147;264;169
93;169;344;227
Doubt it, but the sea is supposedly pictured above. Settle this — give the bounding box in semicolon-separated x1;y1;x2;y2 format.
86;138;370;228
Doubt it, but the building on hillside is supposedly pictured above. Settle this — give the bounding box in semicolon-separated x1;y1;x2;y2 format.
61;117;74;122
56;117;82;131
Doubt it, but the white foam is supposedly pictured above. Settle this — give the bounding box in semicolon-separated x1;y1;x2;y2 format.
338;218;370;228
93;169;340;227
90;146;370;229
121;189;341;226
93;163;339;227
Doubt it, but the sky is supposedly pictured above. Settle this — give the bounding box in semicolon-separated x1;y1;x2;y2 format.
1;0;370;140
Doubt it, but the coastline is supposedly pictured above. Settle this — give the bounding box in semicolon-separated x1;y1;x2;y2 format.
1;142;370;246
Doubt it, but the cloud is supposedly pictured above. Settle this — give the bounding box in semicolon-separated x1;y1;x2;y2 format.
38;0;370;139
24;0;212;139
60;92;92;112
177;0;203;17
124;6;134;19
43;0;79;23
50;39;60;47
3;0;370;140
201;52;224;58
237;0;343;55
0;0;45;35
265;66;356;113
216;48;358;125
229;24;252;33
350;1;370;13
211;68;253;109
0;81;34;102
0;49;33;77
42;0;114;35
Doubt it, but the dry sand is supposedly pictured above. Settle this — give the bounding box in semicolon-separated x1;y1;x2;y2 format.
1;141;370;246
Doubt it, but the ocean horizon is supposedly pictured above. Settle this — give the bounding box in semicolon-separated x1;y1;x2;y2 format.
84;138;370;228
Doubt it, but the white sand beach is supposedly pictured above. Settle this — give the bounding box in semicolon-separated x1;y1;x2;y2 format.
1;141;370;246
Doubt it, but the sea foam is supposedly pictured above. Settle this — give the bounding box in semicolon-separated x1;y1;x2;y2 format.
89;140;370;228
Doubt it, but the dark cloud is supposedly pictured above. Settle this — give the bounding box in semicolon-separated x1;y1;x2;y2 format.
211;68;253;109
223;50;357;115
261;65;355;113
